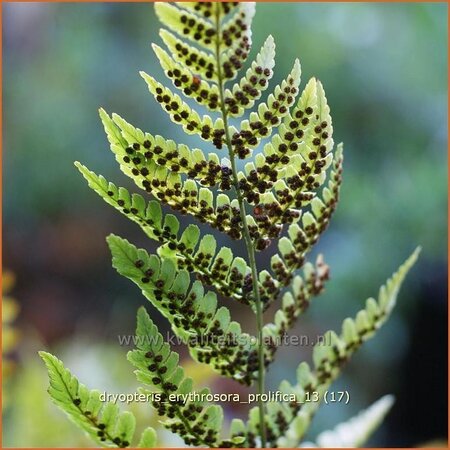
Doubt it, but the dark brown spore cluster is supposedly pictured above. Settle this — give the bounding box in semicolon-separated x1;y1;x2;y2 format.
224;64;273;115
113;141;251;239
122;138;227;188
264;257;330;370
124;243;259;384
271;151;343;285
141;348;219;446
263;296;386;448
231;76;298;159
168;35;216;80
237;108;333;256
71;398;130;447
165;66;220;110
177;8;217;47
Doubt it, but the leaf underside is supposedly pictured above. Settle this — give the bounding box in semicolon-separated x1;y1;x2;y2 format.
35;2;421;449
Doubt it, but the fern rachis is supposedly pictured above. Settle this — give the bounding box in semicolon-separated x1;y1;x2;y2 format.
40;3;420;448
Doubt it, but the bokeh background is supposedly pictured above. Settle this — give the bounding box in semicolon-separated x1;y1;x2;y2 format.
3;2;448;447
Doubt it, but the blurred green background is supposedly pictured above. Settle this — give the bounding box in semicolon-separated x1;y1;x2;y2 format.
3;2;447;447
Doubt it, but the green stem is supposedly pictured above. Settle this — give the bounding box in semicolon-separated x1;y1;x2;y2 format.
214;6;267;448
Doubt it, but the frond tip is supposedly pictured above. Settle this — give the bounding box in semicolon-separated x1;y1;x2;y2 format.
265;247;420;447
223;35;276;117
39;351;151;448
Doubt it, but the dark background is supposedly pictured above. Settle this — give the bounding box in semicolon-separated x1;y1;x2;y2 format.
3;2;448;447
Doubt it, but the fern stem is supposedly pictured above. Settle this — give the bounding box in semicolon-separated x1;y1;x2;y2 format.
214;6;267;448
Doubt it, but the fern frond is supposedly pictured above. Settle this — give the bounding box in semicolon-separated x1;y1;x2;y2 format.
109;235;264;385
75;163;178;243
99;109;227;189
140;71;226;145
64;2;420;447
220;3;256;81
251;142;343;251
270;248;420;447
76;162;242;243
137;428;158;448
159;29;217;82
154;3;218;52
152;44;221;112
223;35;275;117
301;395;394;448
271;82;334;201
158;3;254;84
239;78;334;205
39;351;145;448
107;229;252;303
262;255;330;364
128;307;224;447
76;161;276;306
229;58;301;159
176;2;239;21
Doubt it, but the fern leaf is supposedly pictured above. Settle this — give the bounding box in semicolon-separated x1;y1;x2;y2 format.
220;3;255;54
152;44;221;112
262;255;330;365
272;79;334;202
39;351;145;448
267;147;342;277
108;235;260;384
302;395;394;448
128;307;224;446
176;2;239;21
159;29;217;82
107;233;251;305
251;142;343;251
99;109;226;189
137;428;158;448
75;161;241;242
239;78;334;205
75;165;260;302
229;58;301;159
75;162;176;244
158;3;254;83
279;143;342;250
154;3;218;52
271;248;420;447
140;71;226;146
219;3;255;82
223;35;275;117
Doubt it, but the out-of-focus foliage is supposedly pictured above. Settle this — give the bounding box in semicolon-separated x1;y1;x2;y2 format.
3;2;447;447
2;271;20;411
301;395;394;448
